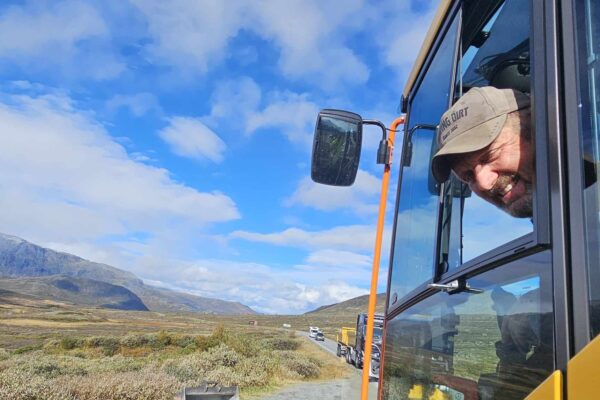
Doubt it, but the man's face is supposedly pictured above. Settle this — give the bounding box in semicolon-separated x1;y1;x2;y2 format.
450;124;535;218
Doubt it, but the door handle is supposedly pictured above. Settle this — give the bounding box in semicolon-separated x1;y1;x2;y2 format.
428;280;483;294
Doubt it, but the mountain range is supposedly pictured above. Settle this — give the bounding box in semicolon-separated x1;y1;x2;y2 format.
0;233;255;314
306;293;387;315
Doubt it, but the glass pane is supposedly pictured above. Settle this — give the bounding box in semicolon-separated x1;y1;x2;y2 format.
441;0;533;270
573;0;600;338
461;197;532;262
312;115;361;186
388;13;460;306
382;251;554;400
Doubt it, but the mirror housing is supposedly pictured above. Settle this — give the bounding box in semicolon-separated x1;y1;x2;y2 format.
311;109;363;186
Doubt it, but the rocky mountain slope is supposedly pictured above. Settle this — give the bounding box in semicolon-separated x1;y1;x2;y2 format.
305;293;387;316
0;233;256;314
0;275;148;311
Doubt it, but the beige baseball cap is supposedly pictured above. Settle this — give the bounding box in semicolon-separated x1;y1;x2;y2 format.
431;86;530;183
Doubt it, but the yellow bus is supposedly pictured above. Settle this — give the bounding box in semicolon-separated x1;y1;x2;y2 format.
310;0;599;398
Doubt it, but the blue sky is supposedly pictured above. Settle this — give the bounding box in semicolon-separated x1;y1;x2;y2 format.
0;0;443;314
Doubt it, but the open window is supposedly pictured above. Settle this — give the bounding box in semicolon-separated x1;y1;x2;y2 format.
438;0;535;273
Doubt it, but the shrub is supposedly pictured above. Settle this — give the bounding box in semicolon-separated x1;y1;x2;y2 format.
120;334;149;348
265;337;300;351
156;331;172;348
0;326;330;398
14;344;42;354
203;344;240;368
161;357;206;382
235;357;270;387
205;366;240;386
61;370;181;400
31;360;62;379
194;335;217;352
60;337;81;350
85;336;117;348
211;324;225;340
0;368;71;400
277;352;320;379
178;343;197;355
120;347;152;357
173;335;195;348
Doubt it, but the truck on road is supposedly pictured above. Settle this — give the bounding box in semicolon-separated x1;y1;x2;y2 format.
337;313;383;380
335;326;356;358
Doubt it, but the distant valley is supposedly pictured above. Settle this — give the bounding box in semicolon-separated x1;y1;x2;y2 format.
0;233;256;315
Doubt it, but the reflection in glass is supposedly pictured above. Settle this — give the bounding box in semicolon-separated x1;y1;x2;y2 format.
382;251;554;400
573;0;600;338
389;129;438;301
461;197;532;262
388;13;460;305
312;116;361;186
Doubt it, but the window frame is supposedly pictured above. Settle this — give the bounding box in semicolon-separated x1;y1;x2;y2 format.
386;0;561;326
382;250;556;400
436;0;550;283
385;2;463;315
561;0;597;355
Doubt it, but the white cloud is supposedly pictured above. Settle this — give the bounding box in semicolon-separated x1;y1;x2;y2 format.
129;0;369;88
129;0;247;75
374;2;438;85
159;117;226;162
0;92;239;245
131;256;371;314
382;12;436;72
306;249;371;268
245;92;319;148
253;0;369;88
231;224;385;252
205;77;319;150
0;1;124;80
286;169;381;214
209;77;262;121
322;282;368;304
107;93;161;117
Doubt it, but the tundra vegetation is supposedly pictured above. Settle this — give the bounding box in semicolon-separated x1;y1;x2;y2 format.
0;297;350;400
0;326;349;399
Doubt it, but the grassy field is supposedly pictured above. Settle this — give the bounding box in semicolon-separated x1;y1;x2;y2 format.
0;294;353;399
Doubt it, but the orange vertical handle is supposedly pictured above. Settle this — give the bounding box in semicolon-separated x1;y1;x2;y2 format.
361;116;405;400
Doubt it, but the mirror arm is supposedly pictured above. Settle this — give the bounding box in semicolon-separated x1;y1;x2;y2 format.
402;124;438;167
363;120;391;165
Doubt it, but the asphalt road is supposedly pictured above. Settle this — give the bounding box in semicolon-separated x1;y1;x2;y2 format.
297;330;339;356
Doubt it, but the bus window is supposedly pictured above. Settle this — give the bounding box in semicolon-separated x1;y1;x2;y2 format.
441;0;534;270
573;0;600;338
387;12;460;305
382;251;554;400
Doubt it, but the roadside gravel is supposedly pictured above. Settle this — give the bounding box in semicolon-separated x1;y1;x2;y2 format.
256;333;378;400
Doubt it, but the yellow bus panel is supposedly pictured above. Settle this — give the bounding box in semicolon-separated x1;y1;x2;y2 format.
567;334;600;400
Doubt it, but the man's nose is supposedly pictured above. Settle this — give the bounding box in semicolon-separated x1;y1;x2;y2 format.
470;164;497;192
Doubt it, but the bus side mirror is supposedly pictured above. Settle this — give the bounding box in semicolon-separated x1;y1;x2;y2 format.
311;109;363;186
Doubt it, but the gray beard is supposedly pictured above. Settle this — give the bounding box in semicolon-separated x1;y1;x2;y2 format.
504;183;534;218
487;175;533;218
